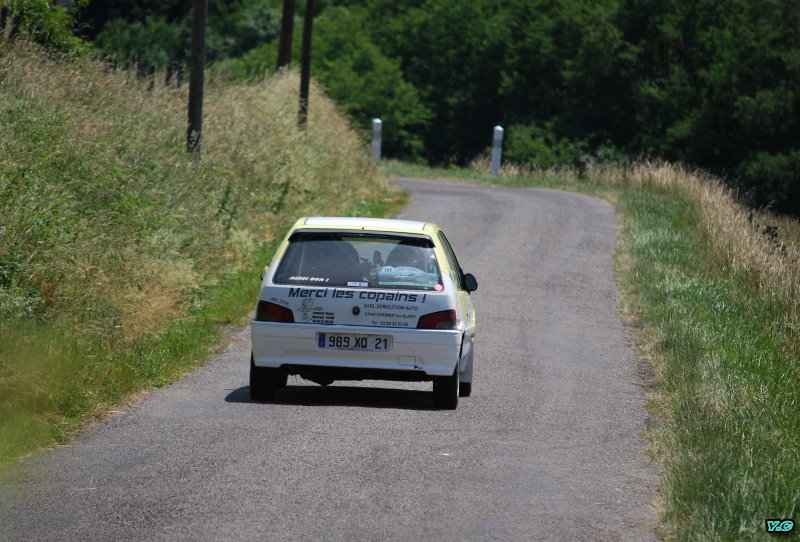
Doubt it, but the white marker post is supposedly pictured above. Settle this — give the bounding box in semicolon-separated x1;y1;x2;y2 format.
372;118;382;161
491;125;504;175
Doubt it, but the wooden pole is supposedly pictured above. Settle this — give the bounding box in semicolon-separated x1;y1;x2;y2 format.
187;0;207;155
298;0;315;128
276;0;296;69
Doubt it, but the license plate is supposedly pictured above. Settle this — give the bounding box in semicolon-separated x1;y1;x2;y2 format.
317;333;392;352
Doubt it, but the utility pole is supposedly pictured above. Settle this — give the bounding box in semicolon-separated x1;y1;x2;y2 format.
297;0;315;128
276;0;296;69
186;0;207;155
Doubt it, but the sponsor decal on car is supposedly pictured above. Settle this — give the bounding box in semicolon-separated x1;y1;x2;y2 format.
286;287;435;325
288;287;429;303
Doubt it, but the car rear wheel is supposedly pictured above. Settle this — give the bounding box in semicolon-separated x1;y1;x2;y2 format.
250;354;287;402
458;382;471;397
433;367;459;409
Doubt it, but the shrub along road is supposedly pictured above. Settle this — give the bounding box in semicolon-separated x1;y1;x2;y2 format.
0;178;658;540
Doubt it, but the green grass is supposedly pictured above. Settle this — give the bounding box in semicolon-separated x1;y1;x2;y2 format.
383;160;800;541
0;42;405;465
619;191;799;540
2;195;406;464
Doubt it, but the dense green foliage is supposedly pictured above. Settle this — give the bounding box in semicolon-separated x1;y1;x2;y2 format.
0;0;91;54
70;0;800;213
90;0;282;70
616;0;800;214
6;0;800;209
371;0;800;215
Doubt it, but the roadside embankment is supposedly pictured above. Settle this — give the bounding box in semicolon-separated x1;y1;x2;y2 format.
0;42;403;464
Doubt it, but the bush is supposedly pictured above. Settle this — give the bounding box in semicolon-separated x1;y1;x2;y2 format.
94;16;186;71
207;0;281;59
0;0;91;54
504;122;580;169
213;40;278;82
736;151;800;214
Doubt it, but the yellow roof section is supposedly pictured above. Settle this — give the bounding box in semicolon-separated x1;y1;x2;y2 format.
296;216;439;235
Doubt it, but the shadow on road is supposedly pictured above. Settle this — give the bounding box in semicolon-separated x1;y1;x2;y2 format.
225;383;438;410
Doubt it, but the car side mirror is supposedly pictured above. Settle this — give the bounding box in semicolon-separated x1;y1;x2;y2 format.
464;273;478;293
260;266;269;281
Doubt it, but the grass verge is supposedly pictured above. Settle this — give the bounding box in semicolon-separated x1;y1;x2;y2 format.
0;196;404;464
0;41;405;464
383;159;800;540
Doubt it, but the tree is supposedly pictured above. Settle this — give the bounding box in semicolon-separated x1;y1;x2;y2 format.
369;0;507;163
73;0;800;212
90;0;281;71
1;0;91;54
617;0;800;212
314;6;431;158
95;16;185;71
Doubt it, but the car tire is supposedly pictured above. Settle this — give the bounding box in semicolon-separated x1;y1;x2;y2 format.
250;355;287;402
433;367;459;410
459;382;471;397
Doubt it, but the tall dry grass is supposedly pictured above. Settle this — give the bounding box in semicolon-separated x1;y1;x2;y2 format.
613;162;799;305
599;163;800;539
0;41;397;462
0;41;387;339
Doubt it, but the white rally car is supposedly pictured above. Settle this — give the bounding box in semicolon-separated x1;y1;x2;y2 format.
250;216;477;409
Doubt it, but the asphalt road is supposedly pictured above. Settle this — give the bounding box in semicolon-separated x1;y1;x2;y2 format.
0;178;658;541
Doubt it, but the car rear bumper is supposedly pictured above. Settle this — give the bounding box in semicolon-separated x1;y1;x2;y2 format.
251;321;462;377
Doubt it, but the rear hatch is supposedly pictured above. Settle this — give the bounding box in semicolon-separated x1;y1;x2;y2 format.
257;230;457;329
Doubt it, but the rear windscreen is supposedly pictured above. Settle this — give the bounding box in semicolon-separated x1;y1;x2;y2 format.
273;232;442;290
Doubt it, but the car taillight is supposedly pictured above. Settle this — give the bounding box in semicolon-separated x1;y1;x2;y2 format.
417;310;459;330
255;301;295;323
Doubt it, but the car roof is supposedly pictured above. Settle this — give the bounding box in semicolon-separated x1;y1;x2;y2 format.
296;216;439;235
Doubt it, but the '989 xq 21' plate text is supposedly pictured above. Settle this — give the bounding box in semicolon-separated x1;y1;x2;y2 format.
316;333;392;352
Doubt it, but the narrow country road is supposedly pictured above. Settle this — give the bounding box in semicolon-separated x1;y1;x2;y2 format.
0;178;658;541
